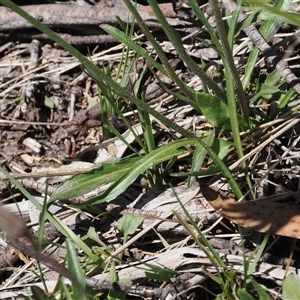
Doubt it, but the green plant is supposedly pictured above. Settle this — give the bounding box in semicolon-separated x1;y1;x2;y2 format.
1;0;299;298
282;274;300;300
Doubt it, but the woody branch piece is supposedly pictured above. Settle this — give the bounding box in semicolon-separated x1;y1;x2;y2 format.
0;1;185;32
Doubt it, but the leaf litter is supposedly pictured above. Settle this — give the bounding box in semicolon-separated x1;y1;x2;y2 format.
1;0;300;299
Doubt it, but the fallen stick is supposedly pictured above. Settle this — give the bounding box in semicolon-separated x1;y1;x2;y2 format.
0;1;186;31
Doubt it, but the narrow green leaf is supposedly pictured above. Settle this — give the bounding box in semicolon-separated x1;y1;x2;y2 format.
122;0;195;100
38;192;48;252
242;0;290;89
250;278;271;300
49;157;140;202
66;239;87;300
101;24;167;76
209;0;249;119
147;0;226;102
264;68;281;87
227;0;242;47
173;201;227;280
188;129;215;187
59;278;73;300
196;93;231;131
259;7;300;27
278;88;294;109
247;232;270;275
224;63;250;190
86;139;193;205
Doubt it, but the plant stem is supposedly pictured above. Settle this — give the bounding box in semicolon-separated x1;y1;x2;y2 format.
209;0;249;119
123;0;195;101
147;0;227;103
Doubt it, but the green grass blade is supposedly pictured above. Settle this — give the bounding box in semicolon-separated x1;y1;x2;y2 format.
38;186;49;252
187;0;222;51
137;95;156;155
249;0;299;27
227;0;242;47
250;278;271;300
59;278;73;300
247;232;270;276
66;238;87;300
238;289;257;300
242;0;290;90
226;71;254;192
147;0;227;102
173;193;236;298
49;157;141;202
122;0;195;100
86;139;193;205
210;0;249;119
101;24;167;77
225;70;244;156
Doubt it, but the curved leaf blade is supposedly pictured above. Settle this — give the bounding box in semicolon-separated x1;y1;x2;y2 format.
49;157;140;202
86;138;194;205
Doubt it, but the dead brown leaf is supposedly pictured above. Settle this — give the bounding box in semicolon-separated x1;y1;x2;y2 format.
199;181;300;239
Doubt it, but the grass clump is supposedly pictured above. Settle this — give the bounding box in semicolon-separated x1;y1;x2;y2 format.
1;0;300;299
